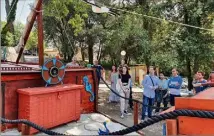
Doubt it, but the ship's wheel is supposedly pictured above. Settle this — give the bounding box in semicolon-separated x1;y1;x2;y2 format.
41;58;65;87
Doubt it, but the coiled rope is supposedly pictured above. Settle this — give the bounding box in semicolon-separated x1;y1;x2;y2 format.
100;77;170;110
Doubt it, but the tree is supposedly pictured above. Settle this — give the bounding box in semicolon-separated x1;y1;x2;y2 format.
43;0;90;62
25;28;38;51
152;0;214;90
1;0;19;46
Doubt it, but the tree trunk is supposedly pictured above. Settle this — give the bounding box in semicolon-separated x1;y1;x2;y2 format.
80;42;85;61
4;0;16;33
5;0;10;16
64;53;67;62
145;57;150;74
193;56;199;74
87;37;94;64
186;58;192;90
97;43;102;61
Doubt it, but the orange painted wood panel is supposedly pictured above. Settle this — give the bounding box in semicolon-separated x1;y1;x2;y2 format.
1;69;97;131
166;119;177;135
175;97;214;111
178;116;214;135
2;73;42;81
175;88;214;111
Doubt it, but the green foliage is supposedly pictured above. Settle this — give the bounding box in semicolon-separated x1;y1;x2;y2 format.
42;0;214;90
1;0;19;46
43;0;90;62
25;28;38;50
100;60;113;70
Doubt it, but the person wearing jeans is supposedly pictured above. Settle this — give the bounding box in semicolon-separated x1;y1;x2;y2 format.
155;73;169;113
168;68;182;106
141;66;159;121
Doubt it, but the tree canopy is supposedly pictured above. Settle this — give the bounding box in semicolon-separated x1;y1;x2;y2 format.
1;0;214;90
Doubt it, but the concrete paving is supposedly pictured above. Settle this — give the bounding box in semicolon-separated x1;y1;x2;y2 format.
1;113;139;135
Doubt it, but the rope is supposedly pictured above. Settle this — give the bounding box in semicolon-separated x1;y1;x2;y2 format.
82;0;214;32
106;109;214;135
109;7;214;32
1;118;65;135
100;77;170;110
2;109;214;135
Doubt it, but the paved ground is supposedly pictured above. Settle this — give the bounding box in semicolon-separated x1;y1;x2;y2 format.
2;113;139;136
97;82;192;136
98;83;163;136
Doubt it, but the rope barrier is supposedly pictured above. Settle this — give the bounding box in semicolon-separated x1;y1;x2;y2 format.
100;77;170;110
1;118;65;135
107;109;214;135
2;109;214;135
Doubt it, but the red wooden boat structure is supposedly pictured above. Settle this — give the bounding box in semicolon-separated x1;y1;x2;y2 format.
1;0;100;134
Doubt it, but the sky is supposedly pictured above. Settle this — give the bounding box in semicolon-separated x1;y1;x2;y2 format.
1;0;34;24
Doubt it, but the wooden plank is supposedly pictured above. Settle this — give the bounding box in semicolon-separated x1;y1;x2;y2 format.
21;124;30;135
37;4;44;66
175;97;214;111
2;74;42;81
133;102;138;125
166;119;177;135
178;116;214;135
16;0;43;64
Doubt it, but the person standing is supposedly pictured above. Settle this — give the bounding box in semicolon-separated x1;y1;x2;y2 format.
192;73;199;94
108;65;120;103
92;60;104;87
193;71;207;94
118;66;132;118
141;66;159;120
168;68;183;106
155;73;169;113
118;60;133;109
66;56;79;67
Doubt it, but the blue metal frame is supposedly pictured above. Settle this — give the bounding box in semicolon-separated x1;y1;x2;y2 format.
41;58;65;87
83;75;95;102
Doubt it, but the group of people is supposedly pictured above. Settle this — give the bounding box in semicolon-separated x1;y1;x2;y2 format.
66;57;209;121
141;67;210;121
141;67;182;120
107;64;183;120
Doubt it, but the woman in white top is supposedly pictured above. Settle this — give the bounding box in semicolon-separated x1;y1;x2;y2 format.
66;57;79;67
